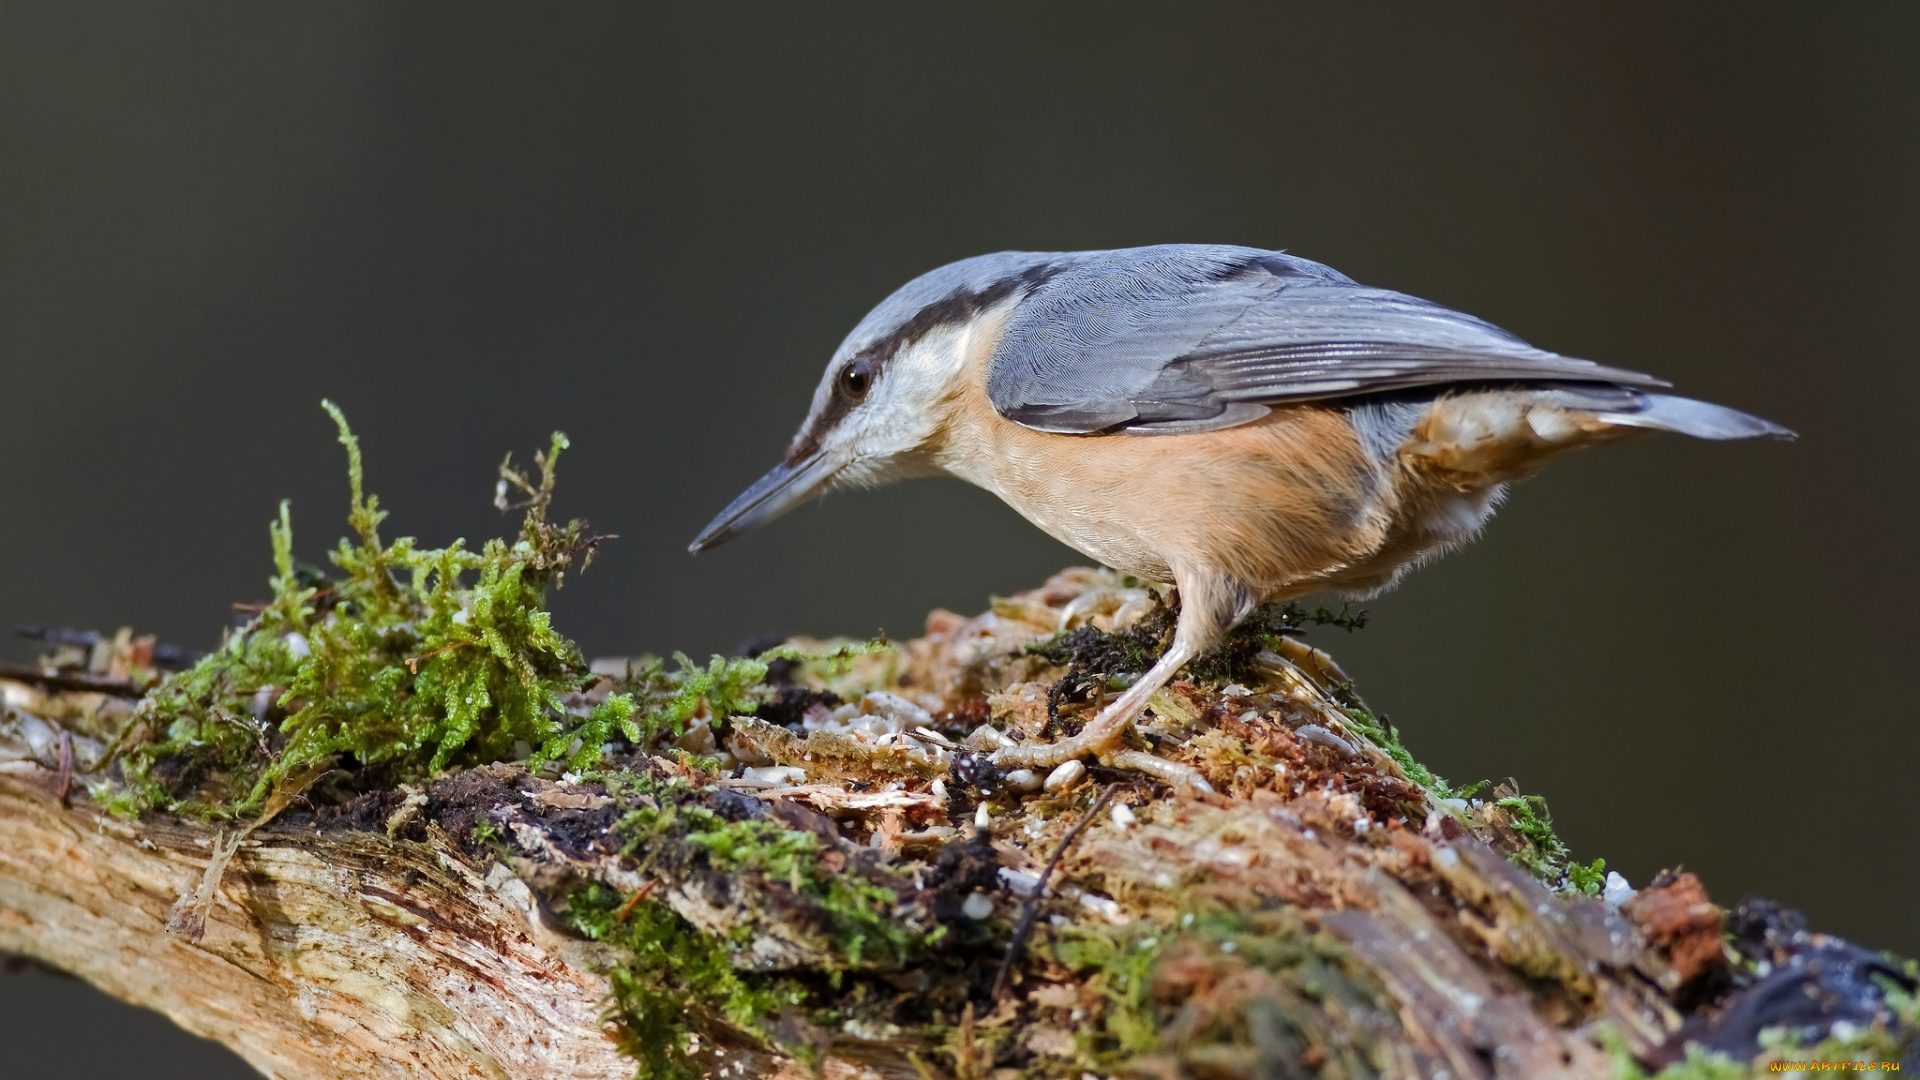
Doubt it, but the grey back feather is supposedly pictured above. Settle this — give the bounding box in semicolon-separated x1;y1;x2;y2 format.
966;244;1667;434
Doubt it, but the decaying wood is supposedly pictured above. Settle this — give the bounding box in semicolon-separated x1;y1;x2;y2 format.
1;569;1912;1079
0;772;628;1079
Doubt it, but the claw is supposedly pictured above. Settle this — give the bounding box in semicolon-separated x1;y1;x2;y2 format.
988;672;1155;769
989;565;1237;789
989;726;1117;770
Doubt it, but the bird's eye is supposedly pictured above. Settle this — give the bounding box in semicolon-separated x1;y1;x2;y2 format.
839;358;873;398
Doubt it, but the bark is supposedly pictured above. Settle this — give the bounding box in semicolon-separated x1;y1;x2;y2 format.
0;570;1911;1080
0;770;627;1079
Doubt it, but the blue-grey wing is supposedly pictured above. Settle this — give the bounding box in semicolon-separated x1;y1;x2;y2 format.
985;245;1666;434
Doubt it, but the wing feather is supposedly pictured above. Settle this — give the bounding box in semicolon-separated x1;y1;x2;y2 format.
985;246;1665;434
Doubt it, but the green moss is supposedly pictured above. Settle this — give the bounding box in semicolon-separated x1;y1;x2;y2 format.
1338;702;1458;798
557;763;965;1079
1565;856;1609;898
1051;922;1167;1063
610;768;921;971
566;880;804;1080
605;652;772;749
1049;909;1400;1078
1486;790;1607;894
117;402;633;816
1614;1042;1752;1080
1339;702;1609;897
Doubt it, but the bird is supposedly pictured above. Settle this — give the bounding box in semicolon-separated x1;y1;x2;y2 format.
690;244;1790;789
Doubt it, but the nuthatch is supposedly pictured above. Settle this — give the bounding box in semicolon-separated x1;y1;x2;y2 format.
692;245;1790;789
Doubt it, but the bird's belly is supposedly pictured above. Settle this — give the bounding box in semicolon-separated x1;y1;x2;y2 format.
1006;503;1177;583
939;386;1650;602
947;405;1396;595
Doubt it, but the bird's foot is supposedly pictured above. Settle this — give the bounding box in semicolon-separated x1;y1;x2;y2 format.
989;726;1114;770
986;636;1212;791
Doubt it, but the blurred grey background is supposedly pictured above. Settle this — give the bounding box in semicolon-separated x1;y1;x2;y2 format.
1;3;1913;1074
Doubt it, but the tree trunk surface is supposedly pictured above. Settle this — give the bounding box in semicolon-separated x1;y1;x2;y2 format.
1;569;1911;1079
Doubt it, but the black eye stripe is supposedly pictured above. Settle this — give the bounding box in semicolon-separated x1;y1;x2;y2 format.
784;263;1059;467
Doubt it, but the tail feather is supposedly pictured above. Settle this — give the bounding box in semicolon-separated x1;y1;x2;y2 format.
1595;392;1794;441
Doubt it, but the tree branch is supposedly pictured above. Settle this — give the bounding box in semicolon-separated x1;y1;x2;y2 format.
2;569;1912;1079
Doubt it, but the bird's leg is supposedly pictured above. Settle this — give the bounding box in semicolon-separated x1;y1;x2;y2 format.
989;566;1254;783
990;635;1198;771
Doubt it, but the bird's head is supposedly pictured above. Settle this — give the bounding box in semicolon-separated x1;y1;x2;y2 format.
688;252;1059;553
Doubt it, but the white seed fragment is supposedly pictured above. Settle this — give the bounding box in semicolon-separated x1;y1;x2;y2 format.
1044;760;1086;791
1110;803;1136;829
998;867;1042;897
741;765;807;787
930;778;948;799
1004;768;1042;793
1079;893;1127;924
1295;724;1356;757
974;803;992;829
1434;845;1460;869
962;892;995;920
1603;871;1637;907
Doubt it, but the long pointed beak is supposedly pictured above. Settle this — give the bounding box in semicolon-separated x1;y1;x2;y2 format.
688;451;840;553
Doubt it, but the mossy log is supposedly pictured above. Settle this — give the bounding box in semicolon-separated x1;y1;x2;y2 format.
1;570;1913;1080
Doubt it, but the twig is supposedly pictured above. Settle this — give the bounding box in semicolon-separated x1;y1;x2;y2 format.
52;726;73;807
0;661;142;697
956;1001;978;1080
990;783;1118;1001
164;759;333;942
614;879;657;922
406;640;475;675
166;827;245;942
15;624;200;670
